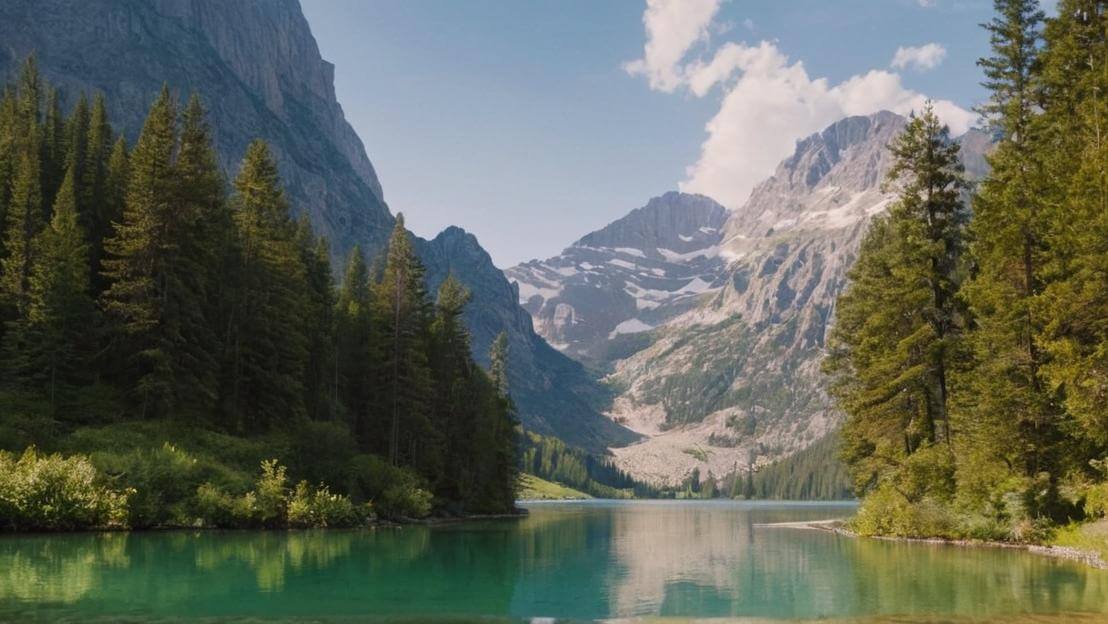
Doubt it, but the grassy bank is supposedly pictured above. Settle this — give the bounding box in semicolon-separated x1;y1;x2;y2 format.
517;474;591;501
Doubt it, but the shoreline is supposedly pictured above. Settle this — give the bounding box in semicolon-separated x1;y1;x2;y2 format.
761;519;1108;570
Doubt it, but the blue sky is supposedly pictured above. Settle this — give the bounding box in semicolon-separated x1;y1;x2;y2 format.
300;0;999;267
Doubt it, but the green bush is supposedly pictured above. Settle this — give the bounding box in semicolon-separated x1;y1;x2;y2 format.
287;481;367;528
349;454;432;519
850;483;958;539
254;459;288;528
0;448;131;531
92;443;203;528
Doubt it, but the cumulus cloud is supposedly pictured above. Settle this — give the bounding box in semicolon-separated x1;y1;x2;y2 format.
891;43;947;71
623;1;974;210
622;0;721;93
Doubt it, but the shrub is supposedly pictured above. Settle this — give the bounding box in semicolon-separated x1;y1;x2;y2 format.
254;459;288;528
850;483;958;539
0;448;131;531
287;481;367;528
349;454;432;519
92;443;203;528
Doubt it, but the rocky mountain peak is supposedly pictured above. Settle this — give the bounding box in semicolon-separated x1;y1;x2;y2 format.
574;192;728;254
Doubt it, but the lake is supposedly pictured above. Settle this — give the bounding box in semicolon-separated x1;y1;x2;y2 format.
1;500;1106;623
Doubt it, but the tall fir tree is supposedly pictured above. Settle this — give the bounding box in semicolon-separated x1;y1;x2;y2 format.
374;214;432;466
100;85;194;416
224;139;310;430
335;245;376;440
963;0;1071;515
1035;1;1108;449
826;104;968;495
40;87;65;207
429;274;474;500
297;216;337;422
0;131;44;320
7;164;97;410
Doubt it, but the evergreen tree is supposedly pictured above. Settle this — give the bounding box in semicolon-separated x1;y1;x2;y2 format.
101;85;217;416
1035;1;1108;448
826;104;968;493
374;214;432;466
429;275;474;500
0;132;44;320
41;87;65;206
81;94;112;223
224;139;310;430
335;245;375;438
963;0;1071;516
0;86;18;243
7;164;96;409
59;94;89;211
298;217;337;422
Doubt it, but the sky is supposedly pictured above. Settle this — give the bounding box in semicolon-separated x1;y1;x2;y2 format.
300;0;1002;268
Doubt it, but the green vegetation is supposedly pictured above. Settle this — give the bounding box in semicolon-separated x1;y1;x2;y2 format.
724;433;853;501
0;58;519;531
520;432;660;498
0;448;130;531
517;474;591;500
826;0;1108;546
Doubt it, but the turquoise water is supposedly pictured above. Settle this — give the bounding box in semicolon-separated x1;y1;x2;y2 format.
1;500;1106;622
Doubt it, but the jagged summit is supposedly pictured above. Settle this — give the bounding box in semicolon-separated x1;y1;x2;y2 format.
573;192;728;254
506;192;731;366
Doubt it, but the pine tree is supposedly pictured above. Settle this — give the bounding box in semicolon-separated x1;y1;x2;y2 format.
335;245;375;438
0;86;18;245
826;103;968;494
100;85;183;416
41;87;65;206
82;94;112;215
429;274;473;500
298;217;337;422
374;214;432;466
224;139;310;430
1;132;44;320
7;164;97;410
1035;1;1108;448
59;94;89;211
963;0;1072;515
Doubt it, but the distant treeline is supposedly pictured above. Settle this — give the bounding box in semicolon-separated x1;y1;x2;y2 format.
719;434;853;501
0;58;517;530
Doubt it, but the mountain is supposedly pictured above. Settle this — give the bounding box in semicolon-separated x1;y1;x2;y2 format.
0;0;391;264
508;112;990;486
0;0;634;451
506;192;730;367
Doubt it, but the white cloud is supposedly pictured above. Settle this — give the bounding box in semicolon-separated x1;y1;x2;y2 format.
623;3;974;210
622;0;722;93
918;0;936;7
890;43;947;71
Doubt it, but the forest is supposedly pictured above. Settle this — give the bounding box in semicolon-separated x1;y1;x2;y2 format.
826;0;1108;546
0;59;518;531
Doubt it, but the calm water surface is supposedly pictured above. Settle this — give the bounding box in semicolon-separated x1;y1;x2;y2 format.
1;500;1107;623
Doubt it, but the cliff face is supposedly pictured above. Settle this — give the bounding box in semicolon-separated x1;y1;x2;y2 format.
0;0;635;451
0;0;392;263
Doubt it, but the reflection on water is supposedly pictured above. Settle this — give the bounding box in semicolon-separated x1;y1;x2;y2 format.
0;501;1106;622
